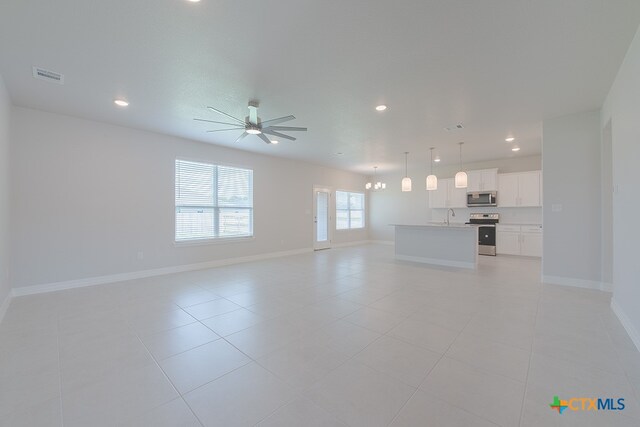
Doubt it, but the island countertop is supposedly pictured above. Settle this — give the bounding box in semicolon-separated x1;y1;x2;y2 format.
390;223;478;229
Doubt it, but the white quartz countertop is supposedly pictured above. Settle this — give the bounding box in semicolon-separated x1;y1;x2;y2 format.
391;223;477;229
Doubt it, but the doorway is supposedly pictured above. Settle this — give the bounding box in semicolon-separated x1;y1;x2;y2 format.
313;186;332;250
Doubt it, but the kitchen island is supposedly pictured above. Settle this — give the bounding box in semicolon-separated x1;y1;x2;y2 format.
392;224;478;269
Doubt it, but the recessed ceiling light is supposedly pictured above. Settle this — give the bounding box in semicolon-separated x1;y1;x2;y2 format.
246;128;262;135
336;152;343;155
186;0;201;2
512;146;521;152
434;156;441;162
270;140;279;144
505;137;515;142
114;99;129;107
375;105;387;111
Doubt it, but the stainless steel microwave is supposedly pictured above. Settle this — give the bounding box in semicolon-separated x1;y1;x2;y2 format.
467;191;497;207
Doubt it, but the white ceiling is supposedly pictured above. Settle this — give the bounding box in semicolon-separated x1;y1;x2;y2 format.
1;0;639;173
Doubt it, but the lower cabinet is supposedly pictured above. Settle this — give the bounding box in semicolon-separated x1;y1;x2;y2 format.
496;225;542;257
520;232;542;257
496;231;520;255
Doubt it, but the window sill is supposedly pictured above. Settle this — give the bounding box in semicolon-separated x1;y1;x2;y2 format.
175;236;255;247
336;227;367;231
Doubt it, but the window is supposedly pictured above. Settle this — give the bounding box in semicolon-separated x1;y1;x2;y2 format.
175;159;253;241
336;191;365;230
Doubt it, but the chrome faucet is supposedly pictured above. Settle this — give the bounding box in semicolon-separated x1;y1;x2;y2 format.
446;208;456;226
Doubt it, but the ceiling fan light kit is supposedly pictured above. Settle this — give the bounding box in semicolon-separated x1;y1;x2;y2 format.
195;101;307;144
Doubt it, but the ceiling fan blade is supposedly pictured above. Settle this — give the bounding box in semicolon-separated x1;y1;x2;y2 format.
263;125;307;132
194;118;242;127
235;132;249;143
259;115;295;128
207;106;246;125
257;133;273;144
206;128;245;133
262;130;296;141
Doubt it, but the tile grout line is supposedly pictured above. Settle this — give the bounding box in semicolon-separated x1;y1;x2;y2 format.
599;307;640;412
247;289;412;426
517;282;543;427
130;315;206;427
385;311;479;427
56;312;65;427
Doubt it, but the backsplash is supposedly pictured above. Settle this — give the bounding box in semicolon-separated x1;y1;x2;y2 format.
430;207;542;225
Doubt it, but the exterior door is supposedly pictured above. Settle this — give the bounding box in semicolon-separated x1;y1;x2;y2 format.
313;187;331;250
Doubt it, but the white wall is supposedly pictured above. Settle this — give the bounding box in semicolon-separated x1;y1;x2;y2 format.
542;110;603;288
601;121;613;285
10;107;368;289
0;75;10;309
601;25;640;347
369;155;542;242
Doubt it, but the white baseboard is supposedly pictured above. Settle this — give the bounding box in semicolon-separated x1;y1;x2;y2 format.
611;298;640;353
542;275;613;292
332;240;371;248
395;254;476;270
369;240;394;246
12;247;313;297
0;291;12;324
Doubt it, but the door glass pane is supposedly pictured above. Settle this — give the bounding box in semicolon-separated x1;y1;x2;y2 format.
316;191;328;242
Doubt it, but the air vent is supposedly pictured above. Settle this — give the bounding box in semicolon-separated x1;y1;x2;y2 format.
32;66;64;85
444;123;464;132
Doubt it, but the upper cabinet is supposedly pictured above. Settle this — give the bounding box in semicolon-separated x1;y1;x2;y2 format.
498;171;541;207
429;178;467;209
467;168;498;192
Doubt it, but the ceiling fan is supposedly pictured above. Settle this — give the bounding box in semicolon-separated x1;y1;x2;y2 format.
194;101;307;144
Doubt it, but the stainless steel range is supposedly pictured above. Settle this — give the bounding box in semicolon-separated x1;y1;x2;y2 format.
466;213;499;256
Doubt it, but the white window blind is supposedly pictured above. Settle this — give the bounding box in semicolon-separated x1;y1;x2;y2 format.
175;160;253;241
336;191;365;230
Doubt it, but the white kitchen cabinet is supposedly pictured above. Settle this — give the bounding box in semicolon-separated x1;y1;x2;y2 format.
496;231;521;255
498;171;541;207
496;224;542;257
521;232;542;257
467;168;498;192
497;174;519;207
429;178;466;209
449;182;467;208
518;171;541;207
466;170;482;192
428;179;448;208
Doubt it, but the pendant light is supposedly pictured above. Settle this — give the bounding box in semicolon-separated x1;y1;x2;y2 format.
366;166;386;191
454;142;468;188
426;147;438;191
401;152;412;192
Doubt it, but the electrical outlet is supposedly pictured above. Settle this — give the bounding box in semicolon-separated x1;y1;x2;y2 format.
137;251;144;260
551;204;562;213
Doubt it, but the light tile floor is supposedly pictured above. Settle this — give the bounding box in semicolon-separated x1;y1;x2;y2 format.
1;244;639;426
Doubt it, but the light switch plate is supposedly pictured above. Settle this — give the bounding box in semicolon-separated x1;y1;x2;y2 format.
551;204;562;212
